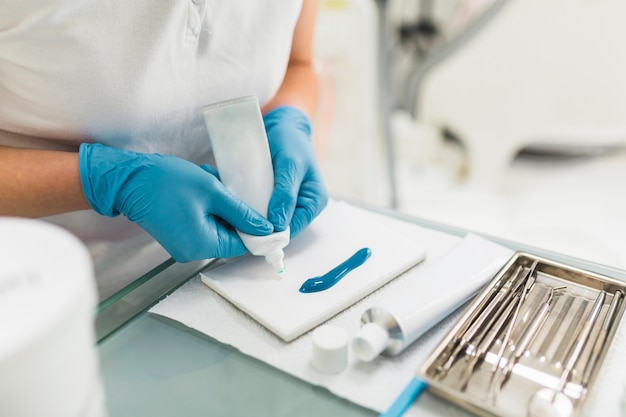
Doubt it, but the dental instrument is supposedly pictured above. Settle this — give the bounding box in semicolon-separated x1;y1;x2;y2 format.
580;290;623;389
437;263;528;375
552;299;588;365
490;263;537;374
459;296;517;391
459;271;536;391
466;268;536;359
493;287;561;397
527;291;606;417
536;295;574;360
418;252;626;417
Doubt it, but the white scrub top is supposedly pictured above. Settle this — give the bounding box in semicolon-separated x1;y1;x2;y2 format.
0;0;303;299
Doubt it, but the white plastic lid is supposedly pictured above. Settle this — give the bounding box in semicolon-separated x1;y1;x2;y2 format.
352;322;389;362
311;324;349;374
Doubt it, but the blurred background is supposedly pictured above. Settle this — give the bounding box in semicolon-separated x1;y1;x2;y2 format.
312;0;626;271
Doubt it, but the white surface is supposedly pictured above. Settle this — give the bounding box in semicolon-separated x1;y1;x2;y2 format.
199;199;427;342
0;218;106;417
312;324;349;374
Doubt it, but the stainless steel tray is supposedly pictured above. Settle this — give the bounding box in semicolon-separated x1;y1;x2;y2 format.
418;252;626;417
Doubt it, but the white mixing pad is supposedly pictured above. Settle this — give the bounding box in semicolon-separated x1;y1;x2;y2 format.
200;200;428;342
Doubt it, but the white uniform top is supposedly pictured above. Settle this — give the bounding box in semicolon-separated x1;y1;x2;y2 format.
0;0;303;299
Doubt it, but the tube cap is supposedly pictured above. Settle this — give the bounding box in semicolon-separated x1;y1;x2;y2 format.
265;248;285;275
311;325;349;374
352;322;389;362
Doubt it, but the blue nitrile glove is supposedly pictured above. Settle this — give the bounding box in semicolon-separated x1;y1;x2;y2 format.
78;143;274;262
263;106;328;236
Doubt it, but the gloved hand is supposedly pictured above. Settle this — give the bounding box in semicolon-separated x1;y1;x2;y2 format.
78;143;274;262
263;106;328;236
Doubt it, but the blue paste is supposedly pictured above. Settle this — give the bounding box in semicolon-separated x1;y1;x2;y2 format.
299;248;372;293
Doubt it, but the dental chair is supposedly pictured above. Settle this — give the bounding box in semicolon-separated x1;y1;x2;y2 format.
409;0;626;187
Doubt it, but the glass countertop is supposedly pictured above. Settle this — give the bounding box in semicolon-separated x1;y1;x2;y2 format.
96;205;626;417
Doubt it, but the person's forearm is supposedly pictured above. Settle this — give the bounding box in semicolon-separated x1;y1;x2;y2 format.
0;146;90;217
262;0;319;119
262;61;319;120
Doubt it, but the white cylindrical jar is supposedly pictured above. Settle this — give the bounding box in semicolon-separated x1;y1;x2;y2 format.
202;95;290;274
0;218;107;417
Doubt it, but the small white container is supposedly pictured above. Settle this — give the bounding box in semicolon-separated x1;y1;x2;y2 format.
0;218;106;417
202;96;290;274
311;324;349;374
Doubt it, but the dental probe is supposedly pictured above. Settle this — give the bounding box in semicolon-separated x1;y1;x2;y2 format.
493;287;560;397
435;266;521;374
459;298;517;391
535;295;574;359
527;291;606;417
491;261;538;374
466;272;536;360
459;269;536;390
552;299;588;364
437;265;528;375
580;290;622;388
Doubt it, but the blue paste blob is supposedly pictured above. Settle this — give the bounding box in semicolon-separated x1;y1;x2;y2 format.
299;248;372;293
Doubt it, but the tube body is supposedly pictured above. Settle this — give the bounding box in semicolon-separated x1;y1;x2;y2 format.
352;234;514;361
202;95;289;273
